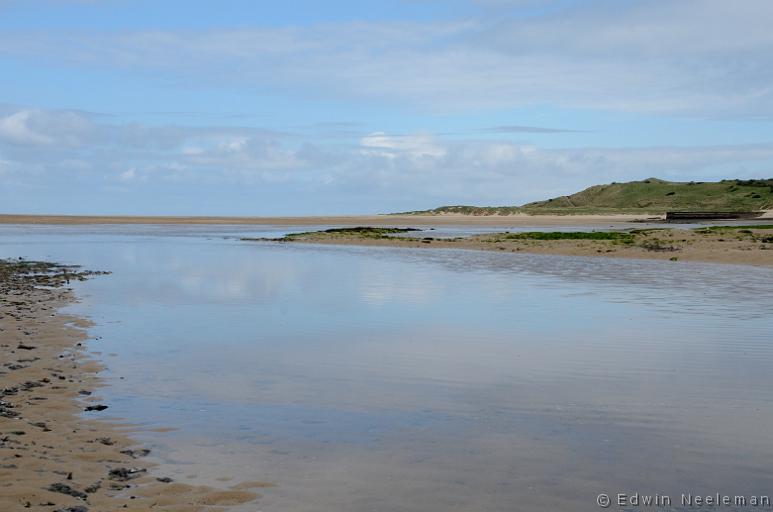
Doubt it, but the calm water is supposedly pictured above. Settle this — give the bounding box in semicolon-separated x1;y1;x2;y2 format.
2;225;773;511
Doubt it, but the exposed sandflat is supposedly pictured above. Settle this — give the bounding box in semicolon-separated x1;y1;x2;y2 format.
254;226;773;267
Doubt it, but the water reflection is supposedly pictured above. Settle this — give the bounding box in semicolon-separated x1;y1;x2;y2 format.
1;227;772;512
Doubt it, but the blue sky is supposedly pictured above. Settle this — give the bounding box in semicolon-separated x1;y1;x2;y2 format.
1;0;772;215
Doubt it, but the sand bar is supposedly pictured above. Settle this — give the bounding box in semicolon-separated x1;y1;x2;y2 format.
247;225;773;267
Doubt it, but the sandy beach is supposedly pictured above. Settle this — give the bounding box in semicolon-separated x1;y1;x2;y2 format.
0;261;268;511
248;225;773;267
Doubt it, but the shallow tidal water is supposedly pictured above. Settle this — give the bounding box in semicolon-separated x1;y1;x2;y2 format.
2;225;773;511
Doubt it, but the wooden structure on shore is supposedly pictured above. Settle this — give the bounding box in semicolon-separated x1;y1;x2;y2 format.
665;211;764;221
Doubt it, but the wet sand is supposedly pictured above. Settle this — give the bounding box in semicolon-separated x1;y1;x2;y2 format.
0;262;268;511
0;213;661;227
249;225;773;267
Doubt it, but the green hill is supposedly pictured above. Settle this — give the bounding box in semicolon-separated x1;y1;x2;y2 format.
399;178;773;215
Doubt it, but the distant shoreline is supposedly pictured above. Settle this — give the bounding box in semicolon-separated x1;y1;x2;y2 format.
0;213;663;226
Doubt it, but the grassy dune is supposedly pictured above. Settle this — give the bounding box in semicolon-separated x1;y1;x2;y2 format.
400;178;773;215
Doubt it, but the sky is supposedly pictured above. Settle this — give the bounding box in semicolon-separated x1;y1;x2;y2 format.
1;0;773;215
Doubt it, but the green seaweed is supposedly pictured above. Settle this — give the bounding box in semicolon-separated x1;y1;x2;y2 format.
500;231;634;242
694;224;773;232
264;226;421;242
0;258;108;294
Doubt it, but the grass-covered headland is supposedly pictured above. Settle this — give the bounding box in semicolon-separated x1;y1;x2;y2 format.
398;178;773;216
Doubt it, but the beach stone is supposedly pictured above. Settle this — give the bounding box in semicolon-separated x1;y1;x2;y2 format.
120;448;150;458
47;482;87;499
84;481;101;493
108;467;147;481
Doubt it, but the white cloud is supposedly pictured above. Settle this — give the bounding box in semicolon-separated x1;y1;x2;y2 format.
118;167;138;182
1;106;771;211
2;1;773;116
0;111;53;145
0;108;98;147
360;132;446;160
181;145;204;156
